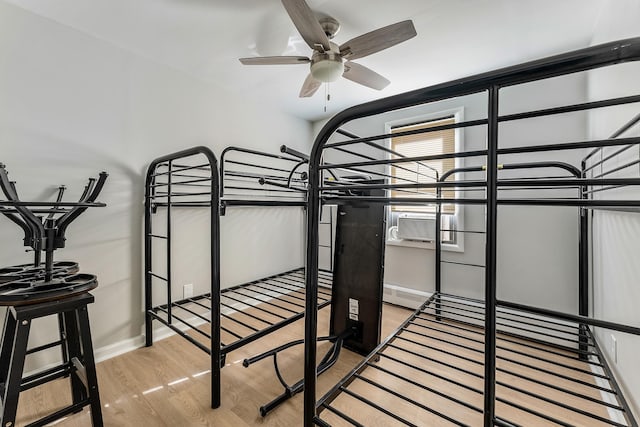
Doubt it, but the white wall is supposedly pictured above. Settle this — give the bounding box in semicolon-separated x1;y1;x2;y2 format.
314;73;588;313
588;0;640;419
0;1;312;368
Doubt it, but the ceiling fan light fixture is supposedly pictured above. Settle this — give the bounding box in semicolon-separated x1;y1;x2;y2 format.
239;0;418;98
310;58;344;82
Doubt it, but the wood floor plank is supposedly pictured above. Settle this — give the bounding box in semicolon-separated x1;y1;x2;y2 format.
15;300;621;427
15;304;409;426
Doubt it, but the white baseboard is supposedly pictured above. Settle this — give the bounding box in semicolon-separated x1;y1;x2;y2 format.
94;335;146;363
96;315;211;363
383;283;432;309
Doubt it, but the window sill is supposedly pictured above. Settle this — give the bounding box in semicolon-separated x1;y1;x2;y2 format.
386;238;463;253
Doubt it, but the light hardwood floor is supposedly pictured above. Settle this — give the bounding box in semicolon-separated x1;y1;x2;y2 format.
16;303;411;426
15;302;618;427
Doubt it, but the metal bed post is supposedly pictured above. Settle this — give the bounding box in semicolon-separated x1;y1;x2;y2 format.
435;178;442;322
166;160;173;324
579;159;590;359
435;192;441;294
304;142;322;427
483;85;499;427
144;171;154;346
210;154;222;409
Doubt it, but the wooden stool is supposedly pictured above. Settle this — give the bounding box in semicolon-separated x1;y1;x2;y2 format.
0;292;103;427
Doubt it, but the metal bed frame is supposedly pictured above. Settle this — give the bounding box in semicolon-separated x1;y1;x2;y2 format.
144;145;333;409
302;38;640;426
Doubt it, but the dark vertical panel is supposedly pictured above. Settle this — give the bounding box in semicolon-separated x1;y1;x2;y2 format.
330;188;386;355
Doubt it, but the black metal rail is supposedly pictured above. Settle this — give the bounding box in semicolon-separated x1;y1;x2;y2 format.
144;146;221;408
148;268;333;354
219;146;309;214
316;294;635;427
144;145;334;412
304;37;640;427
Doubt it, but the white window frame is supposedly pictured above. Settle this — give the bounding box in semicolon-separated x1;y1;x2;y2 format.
384;107;465;253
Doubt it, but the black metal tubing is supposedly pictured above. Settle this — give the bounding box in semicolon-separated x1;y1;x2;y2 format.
405;318;603;380
147;310;212;354
387;335;620;424
319;146;488;171
0;201;107;207
439;160;590;363
409;317;606;378
221;298;332;354
246;332;350;417
326;119;489;151
224;288;300;315
315;294;438;415
497;299;640;336
433;296;583;333
318;135;640;177
584;143;638;173
305;38;640;427
143;145;221;408
322;196;487;205
221;199;306;208
437;292;601;357
587;327;640;427
280;144;310;161
483;85;499;426
583;111;640;163
318;403;363;426
327;92;640;155
0;164;107;282
220;146;304;200
55;172;108;246
318;179;486;192
500;93;640;125
335;128;440;181
316;294;629;426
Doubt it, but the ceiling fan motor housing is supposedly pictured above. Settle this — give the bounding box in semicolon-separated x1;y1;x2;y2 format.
310;42;344;82
318;15;340;39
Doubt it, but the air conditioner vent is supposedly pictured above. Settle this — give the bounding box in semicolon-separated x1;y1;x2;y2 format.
397;215;436;242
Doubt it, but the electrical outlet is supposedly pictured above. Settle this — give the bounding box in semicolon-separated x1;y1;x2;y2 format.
183;283;193;299
610;334;617;364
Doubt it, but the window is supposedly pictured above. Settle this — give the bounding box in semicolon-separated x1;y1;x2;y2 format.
386;109;463;250
390;116;456;214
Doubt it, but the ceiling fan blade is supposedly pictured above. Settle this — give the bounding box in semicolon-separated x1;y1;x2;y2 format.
281;0;331;52
239;56;310;65
299;74;321;97
342;61;390;90
339;20;417;60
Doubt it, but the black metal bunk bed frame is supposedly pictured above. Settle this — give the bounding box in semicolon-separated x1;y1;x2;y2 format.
303;38;640;426
144;145;333;409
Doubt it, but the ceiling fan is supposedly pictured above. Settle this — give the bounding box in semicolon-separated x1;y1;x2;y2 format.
239;0;417;98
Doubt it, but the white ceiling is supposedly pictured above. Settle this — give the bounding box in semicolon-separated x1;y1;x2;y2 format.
6;0;608;122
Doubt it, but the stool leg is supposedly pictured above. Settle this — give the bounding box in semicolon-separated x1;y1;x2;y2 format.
62;310;87;408
77;306;103;427
0;312;31;427
57;313;70;368
0;310;18;386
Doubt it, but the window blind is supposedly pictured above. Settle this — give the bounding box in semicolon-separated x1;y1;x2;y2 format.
390;117;456;213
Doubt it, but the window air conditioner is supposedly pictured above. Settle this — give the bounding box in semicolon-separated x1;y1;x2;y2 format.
397;215;437;242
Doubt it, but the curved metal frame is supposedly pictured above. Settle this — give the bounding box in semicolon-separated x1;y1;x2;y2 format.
303;37;640;427
143;146;221;407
